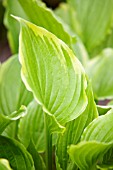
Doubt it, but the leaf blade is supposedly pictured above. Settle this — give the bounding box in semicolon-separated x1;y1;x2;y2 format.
0;136;34;170
18;18;88;133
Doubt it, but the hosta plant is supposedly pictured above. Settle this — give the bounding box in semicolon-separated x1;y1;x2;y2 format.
1;0;113;169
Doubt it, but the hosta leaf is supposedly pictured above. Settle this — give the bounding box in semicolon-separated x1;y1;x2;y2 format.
19;0;89;65
0;159;12;170
0;105;26;134
99;147;113;168
86;48;113;100
55;3;89;66
55;3;80;35
27;140;46;170
0;54;32;115
68;141;112;170
3;0;28;53
18;0;72;46
91;28;113;57
0;55;32;137
18;99;58;153
68;108;113;169
18;18;87;133
56;83;98;170
18;100;45;152
0;136;34;170
68;0;113;54
81;108;113;142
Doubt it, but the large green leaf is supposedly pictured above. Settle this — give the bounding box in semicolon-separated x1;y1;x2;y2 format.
18;100;45;152
56;83;98;170
3;0;28;53
18;18;88;133
0;135;34;170
86;48;113;100
68;108;113;169
0;159;12;170
68;0;113;55
0;55;33;137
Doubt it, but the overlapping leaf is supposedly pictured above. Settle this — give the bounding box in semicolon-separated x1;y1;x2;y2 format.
3;0;28;53
91;28;113;57
18;0;89;65
56;83;98;170
55;3;80;35
55;3;89;66
68;0;113;55
0;105;26;134
68;108;113;169
0;136;34;170
18;18;88;133
18;100;45;152
68;141;111;170
18;0;73;46
0;55;32;115
0;55;32;137
27;140;46;170
86;48;113;100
